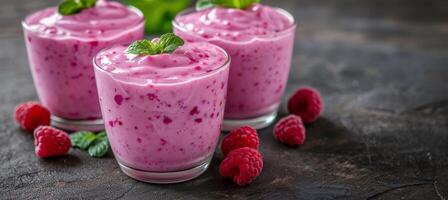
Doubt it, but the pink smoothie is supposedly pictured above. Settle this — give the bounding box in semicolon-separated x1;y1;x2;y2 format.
22;1;144;120
174;4;295;119
94;42;229;172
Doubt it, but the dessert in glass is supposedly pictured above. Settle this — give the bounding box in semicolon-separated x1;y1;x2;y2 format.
22;0;145;131
173;3;296;130
93;37;230;183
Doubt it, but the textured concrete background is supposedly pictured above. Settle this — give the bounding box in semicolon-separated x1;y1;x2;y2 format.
1;0;448;199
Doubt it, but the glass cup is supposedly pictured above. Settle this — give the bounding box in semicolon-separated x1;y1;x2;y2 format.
93;44;230;183
22;6;145;131
173;8;296;130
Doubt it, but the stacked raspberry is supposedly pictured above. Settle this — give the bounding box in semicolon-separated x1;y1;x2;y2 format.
273;87;323;146
219;126;263;186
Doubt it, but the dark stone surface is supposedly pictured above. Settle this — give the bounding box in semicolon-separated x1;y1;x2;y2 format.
1;0;448;199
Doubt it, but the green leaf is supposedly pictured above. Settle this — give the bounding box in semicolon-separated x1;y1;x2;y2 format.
96;131;107;138
126;33;184;55
196;0;214;10
70;131;97;150
126;40;157;55
58;0;97;15
81;0;97;7
123;0;191;34
156;33;185;54
199;0;260;10
58;0;83;15
88;132;109;158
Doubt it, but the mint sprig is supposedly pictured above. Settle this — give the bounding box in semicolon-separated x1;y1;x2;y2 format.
196;0;260;10
126;40;157;55
126;33;184;55
70;131;97;150
58;0;97;15
88;132;109;158
157;33;185;54
70;131;109;158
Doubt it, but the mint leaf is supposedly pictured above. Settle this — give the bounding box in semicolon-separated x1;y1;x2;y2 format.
156;33;185;54
70;131;109;158
196;0;214;10
126;40;157;55
88;132;109;158
70;131;97;150
196;0;260;10
58;0;84;15
58;0;97;15
96;131;107;139
126;33;184;55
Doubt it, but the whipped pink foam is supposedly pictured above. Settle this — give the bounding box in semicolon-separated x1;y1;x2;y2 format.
24;1;143;39
174;4;293;41
95;42;228;84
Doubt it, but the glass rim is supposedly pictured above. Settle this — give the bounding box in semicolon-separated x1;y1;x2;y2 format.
21;5;145;42
92;42;231;86
172;6;296;44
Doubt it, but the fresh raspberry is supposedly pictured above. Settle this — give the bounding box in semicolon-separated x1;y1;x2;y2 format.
221;126;259;157
287;87;323;124
219;147;263;186
273;115;306;146
14;102;51;132
34;126;71;158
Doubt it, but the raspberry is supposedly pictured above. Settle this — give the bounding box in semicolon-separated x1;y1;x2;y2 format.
273;115;306;146
14;102;51;132
287;87;323;124
34;126;71;158
221;126;259;157
219;147;263;186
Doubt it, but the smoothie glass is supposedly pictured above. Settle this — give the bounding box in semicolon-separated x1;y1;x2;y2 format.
173;5;296;130
93;41;230;183
22;1;145;131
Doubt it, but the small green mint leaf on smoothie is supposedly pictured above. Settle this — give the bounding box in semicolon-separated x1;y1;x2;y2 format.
126;40;158;55
70;131;97;150
58;0;83;15
88;131;109;158
127;33;184;55
219;0;261;9
196;0;215;10
156;33;185;54
58;0;97;15
197;0;260;10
